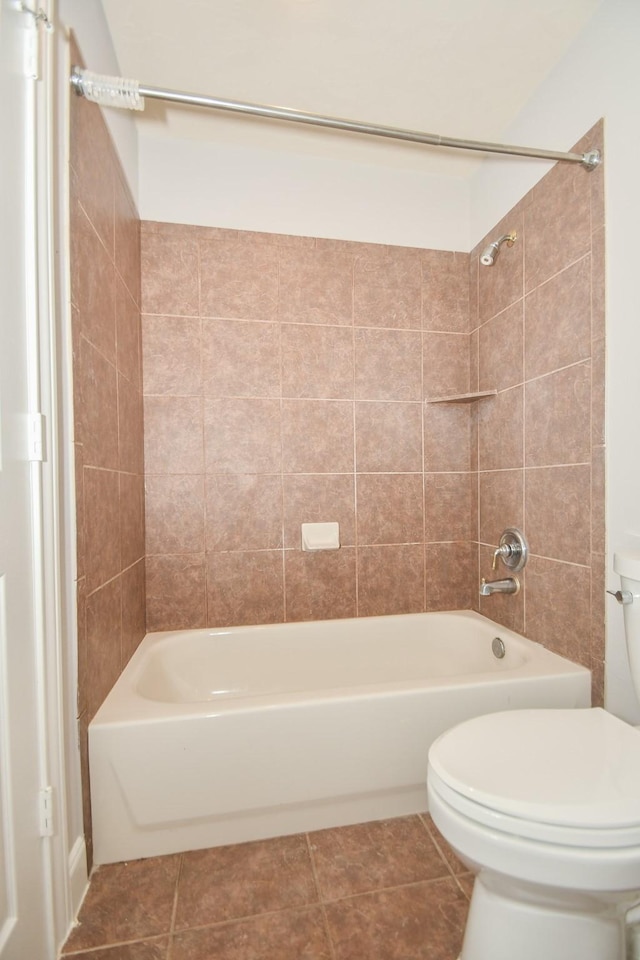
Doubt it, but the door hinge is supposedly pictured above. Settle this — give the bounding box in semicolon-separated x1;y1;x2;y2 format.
39;786;54;837
28;412;46;462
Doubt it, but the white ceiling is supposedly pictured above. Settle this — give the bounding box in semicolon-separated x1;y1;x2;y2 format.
100;0;602;176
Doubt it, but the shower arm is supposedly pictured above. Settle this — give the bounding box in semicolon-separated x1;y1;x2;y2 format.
70;67;601;171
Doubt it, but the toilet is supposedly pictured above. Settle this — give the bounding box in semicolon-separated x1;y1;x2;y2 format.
427;548;640;960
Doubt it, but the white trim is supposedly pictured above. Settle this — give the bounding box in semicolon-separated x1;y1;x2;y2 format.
24;1;87;951
67;835;88;921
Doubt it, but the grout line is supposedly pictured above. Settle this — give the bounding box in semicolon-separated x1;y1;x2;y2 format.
165;854;184;960
305;834;338;960
64;817;471;956
418;812;473;901
61;934;170;957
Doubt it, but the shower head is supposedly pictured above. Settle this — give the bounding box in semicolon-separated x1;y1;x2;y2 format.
480;231;517;267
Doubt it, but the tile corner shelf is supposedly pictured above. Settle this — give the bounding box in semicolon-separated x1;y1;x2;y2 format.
425;390;498;404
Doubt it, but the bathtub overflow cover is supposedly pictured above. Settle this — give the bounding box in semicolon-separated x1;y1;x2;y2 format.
492;637;506;659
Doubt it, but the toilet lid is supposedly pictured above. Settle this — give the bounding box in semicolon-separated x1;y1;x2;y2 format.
428;708;640;834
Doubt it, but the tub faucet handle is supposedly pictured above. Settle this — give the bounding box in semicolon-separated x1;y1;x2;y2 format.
492;528;529;573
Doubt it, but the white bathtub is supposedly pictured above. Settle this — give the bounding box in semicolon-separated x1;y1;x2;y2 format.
89;610;591;864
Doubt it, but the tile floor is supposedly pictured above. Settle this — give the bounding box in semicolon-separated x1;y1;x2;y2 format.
61;814;472;959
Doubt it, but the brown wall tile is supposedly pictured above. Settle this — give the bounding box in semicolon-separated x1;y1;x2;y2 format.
422;250;470;333
207;551;284;626
114;171;141;305
278;243;353;325
283;475;356;548
204;318;280;398
355;402;422;473
356;473;424;546
477;387;524;472
141;227;199;316
121;560;146;666
478;470;524;546
142;315;202;396
525;465;591;565
71;201;117;363
70;45;146;861
425;541;475;611
423;404;471;472
145;554;207;631
524;555;591;666
424;473;473;543
524;256;591;380
282;400;354;474
205;398;281;474
200;232;279;321
85;578;122;720
423;332;469;399
472;125;604;702
354;244;421;330
205;475;283;551
83;467;121;594
355;328;422;401
281;323;353;399
524;363;591;466
477;210;523;323
145;474;205;555
119;473;145;570
478;301;523;392
357;544;425;617
116;280;142;387
144;396;204;474
524;161;591;292
285;548;357;622
591;227;605;341
118;373;144;474
78;336;119;469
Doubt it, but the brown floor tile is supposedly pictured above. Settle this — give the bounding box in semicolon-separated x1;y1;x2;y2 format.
170;907;332;960
174;835;318;929
62;938;169;959
309;815;452;900
456;873;475;899
62;817;475;959
63;857;180;952
324;878;469;960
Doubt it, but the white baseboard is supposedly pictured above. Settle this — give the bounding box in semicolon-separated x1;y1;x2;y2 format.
68;835;88;921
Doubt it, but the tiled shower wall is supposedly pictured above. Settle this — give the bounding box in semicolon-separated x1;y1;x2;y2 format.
141;228;474;627
69;42;145;862
471;122;605;703
140;122;604;701
70;93;605;861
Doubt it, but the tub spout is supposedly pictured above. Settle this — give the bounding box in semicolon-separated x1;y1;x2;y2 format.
480;576;520;597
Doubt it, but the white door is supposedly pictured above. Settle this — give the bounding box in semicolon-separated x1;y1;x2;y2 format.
0;2;53;957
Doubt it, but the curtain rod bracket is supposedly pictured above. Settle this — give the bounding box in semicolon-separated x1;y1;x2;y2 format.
581;150;601;170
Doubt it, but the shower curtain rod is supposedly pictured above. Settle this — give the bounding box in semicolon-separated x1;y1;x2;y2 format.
70;68;601;171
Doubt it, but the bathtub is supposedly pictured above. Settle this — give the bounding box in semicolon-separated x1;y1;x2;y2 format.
89;610;591;864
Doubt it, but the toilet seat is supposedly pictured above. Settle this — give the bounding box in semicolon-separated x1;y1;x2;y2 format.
428;708;640;849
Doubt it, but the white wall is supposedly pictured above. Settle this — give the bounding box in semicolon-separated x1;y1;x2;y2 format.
59;0;138;201
470;0;640;722
138;133;470;249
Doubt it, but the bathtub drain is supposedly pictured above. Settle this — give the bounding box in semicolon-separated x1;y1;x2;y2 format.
492;637;506;659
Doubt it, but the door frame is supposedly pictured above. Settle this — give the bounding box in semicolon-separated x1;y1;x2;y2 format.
3;1;86;954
